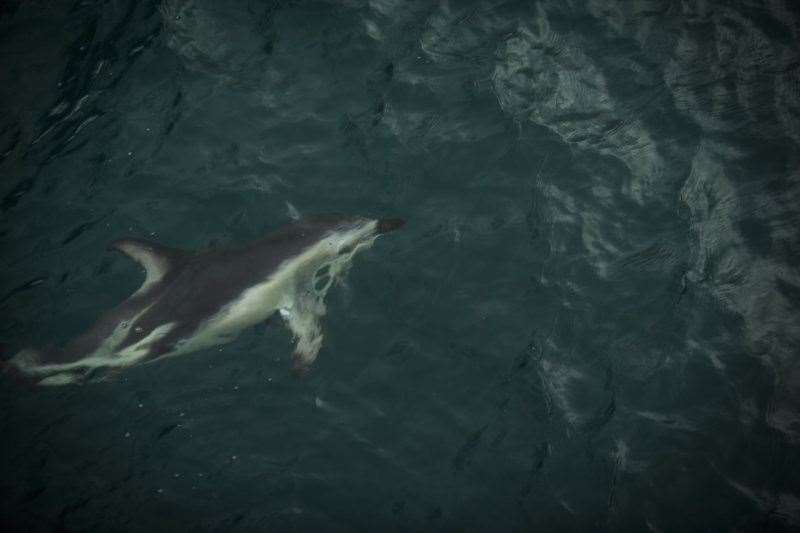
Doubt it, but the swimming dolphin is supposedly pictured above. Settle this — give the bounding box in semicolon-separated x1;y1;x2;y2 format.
3;215;404;386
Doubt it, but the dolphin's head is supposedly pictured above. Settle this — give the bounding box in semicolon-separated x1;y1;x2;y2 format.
296;214;404;263
302;214;403;231
301;214;404;240
377;217;405;234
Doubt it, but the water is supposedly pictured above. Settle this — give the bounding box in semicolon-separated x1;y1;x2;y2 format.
1;0;799;530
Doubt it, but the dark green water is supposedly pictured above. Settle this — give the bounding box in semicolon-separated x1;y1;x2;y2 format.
2;0;799;530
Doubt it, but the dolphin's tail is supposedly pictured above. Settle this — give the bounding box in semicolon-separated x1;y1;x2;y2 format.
2;348;86;387
1;349;42;388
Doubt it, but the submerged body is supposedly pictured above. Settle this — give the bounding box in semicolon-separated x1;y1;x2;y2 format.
4;215;404;385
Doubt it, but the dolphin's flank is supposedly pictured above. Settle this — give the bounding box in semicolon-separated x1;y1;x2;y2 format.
2;215;404;386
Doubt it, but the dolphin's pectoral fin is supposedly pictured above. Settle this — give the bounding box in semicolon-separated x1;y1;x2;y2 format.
279;296;325;375
110;238;191;293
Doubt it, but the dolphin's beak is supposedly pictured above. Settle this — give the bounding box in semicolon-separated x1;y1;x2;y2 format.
377;218;405;234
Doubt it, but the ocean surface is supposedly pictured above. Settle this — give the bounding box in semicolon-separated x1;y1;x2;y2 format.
1;0;799;530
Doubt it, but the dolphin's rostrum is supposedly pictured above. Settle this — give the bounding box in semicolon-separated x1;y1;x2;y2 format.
4;215;404;385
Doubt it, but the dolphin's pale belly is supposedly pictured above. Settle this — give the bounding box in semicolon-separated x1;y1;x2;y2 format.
159;272;292;359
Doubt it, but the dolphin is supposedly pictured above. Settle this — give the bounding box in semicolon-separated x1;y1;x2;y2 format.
3;215;404;386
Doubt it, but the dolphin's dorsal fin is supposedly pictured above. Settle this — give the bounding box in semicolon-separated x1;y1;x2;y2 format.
110;238;190;293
